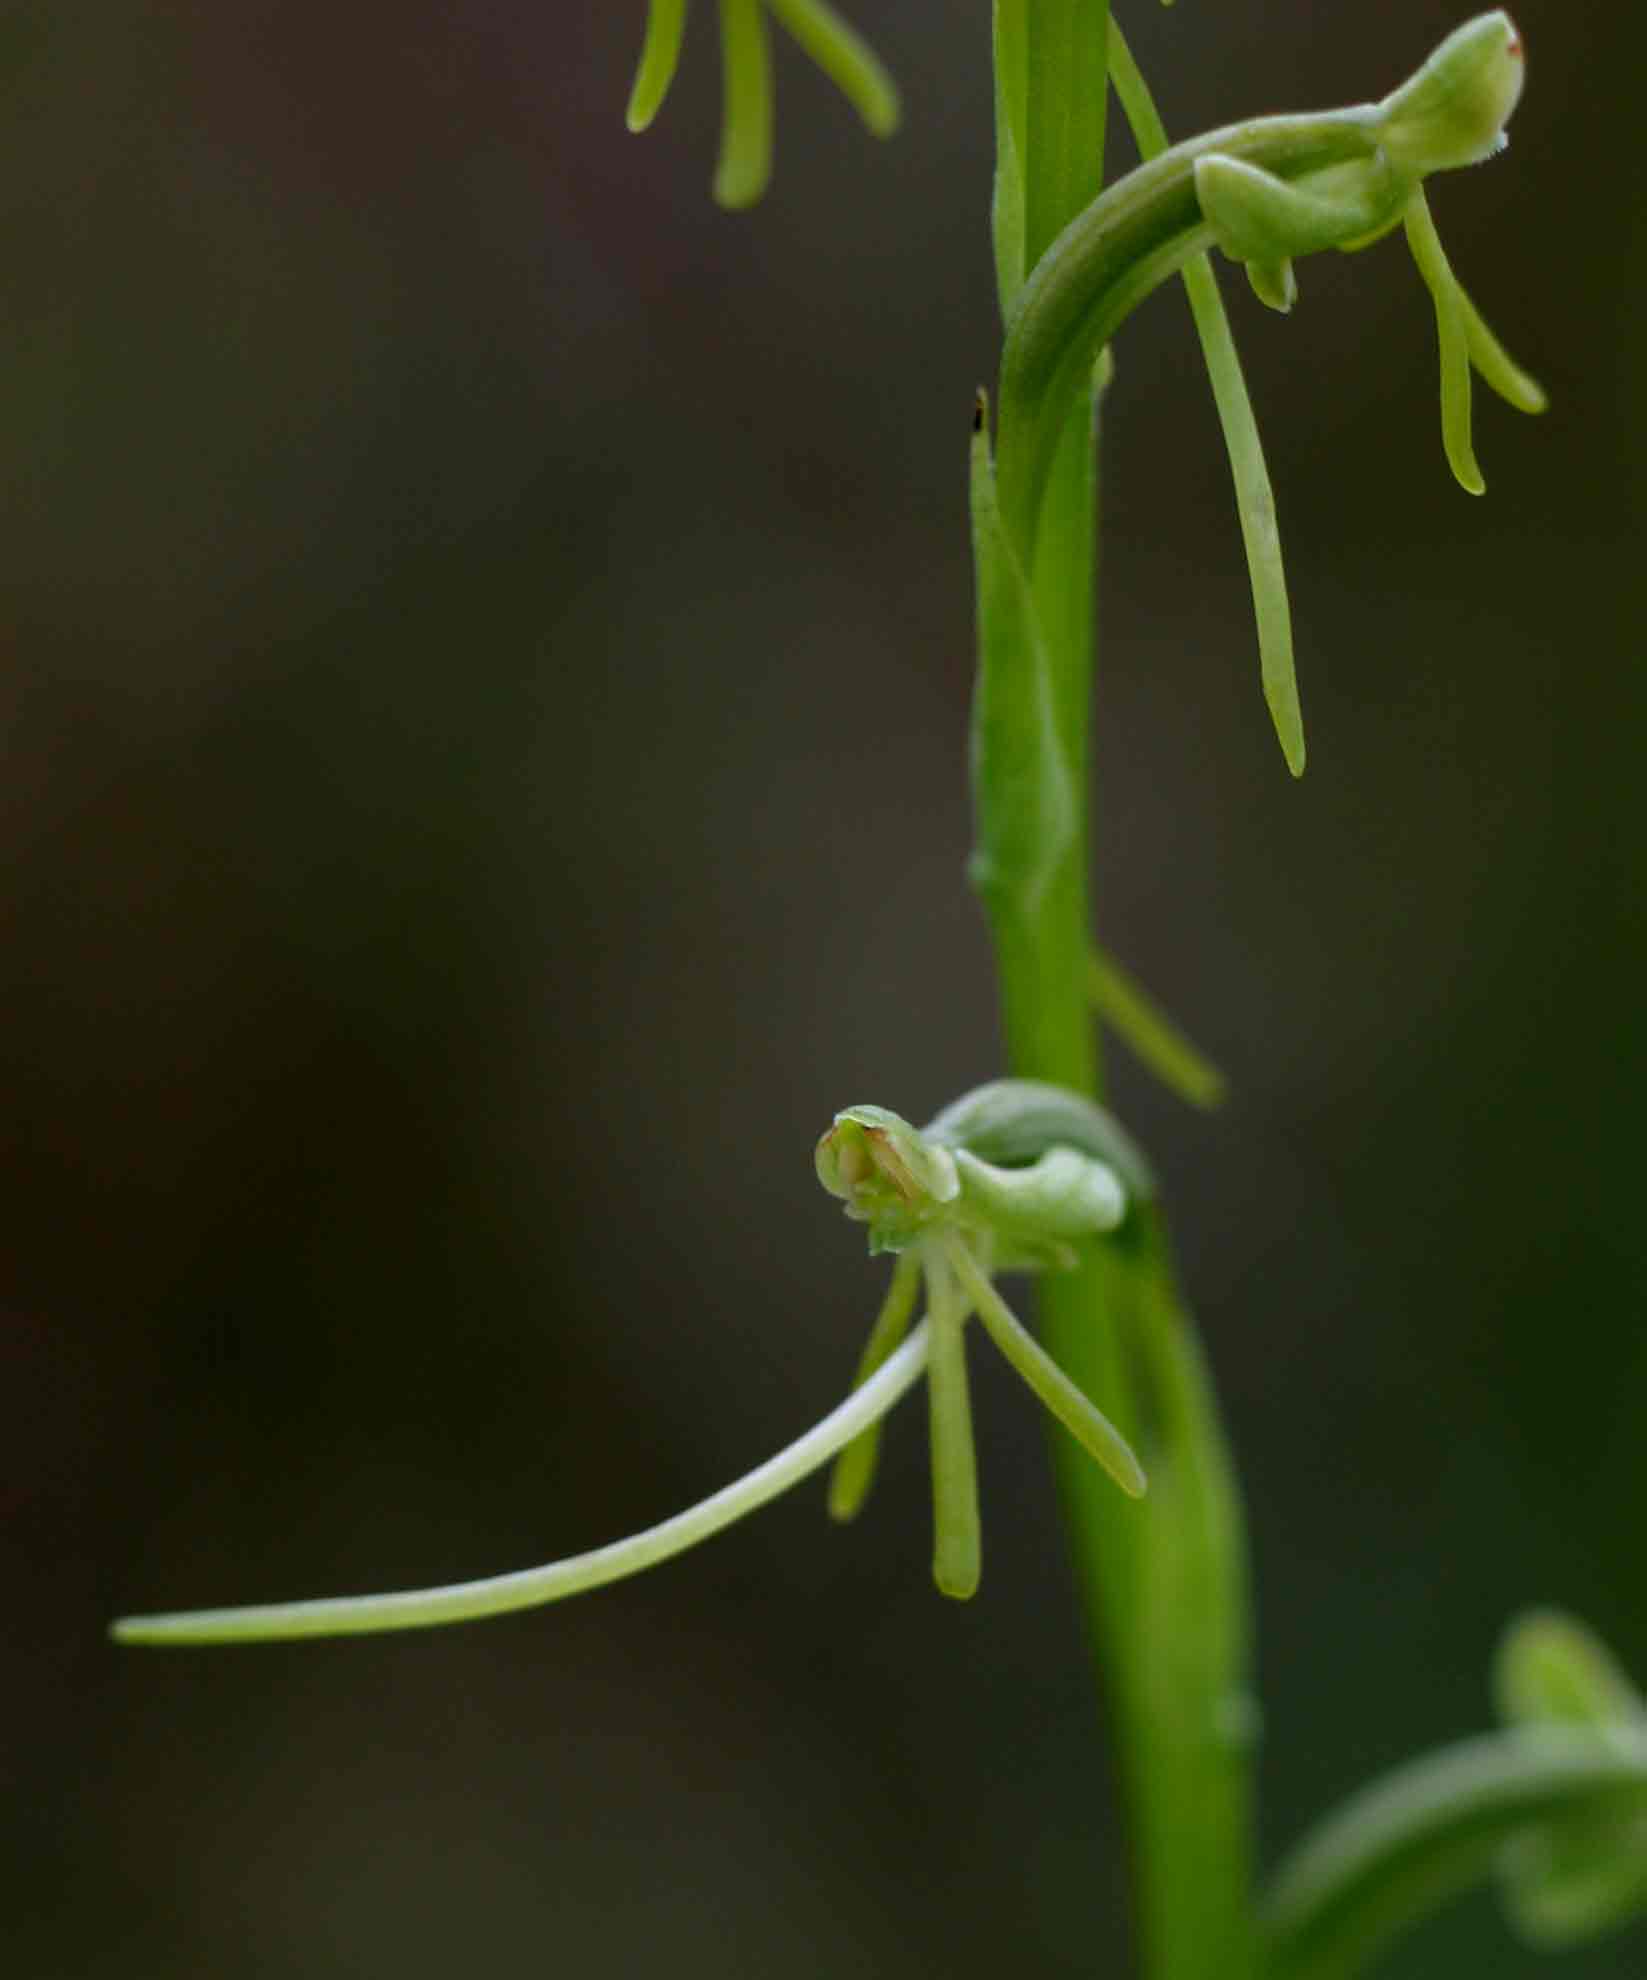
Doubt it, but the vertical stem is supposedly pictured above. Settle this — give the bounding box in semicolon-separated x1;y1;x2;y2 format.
980;8;1256;1979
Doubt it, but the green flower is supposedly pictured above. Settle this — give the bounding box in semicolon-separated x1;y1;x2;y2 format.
111;1084;1147;1642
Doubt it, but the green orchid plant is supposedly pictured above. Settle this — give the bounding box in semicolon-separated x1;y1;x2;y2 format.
114;9;1647;1979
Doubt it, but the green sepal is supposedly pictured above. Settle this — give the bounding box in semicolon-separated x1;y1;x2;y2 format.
1246;258;1297;314
925;1078;1156;1203
1194;153;1403;268
953;1145;1125;1248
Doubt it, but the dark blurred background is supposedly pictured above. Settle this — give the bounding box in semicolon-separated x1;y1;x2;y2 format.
4;1;1642;1973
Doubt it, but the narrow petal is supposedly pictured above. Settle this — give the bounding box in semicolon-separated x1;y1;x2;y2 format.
714;0;775;209
766;0;899;137
1108;21;1306;776
925;1251;982;1598
827;1252;923;1522
1404;189;1484;495
950;1242;1146;1498
1456;280;1548;415
626;0;690;133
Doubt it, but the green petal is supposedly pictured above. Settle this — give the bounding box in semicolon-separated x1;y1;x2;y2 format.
1108;19;1306;775
827;1253;923;1522
1457;278;1548;415
626;0;690;133
714;0;775;209
926;1253;982;1598
1403;189;1484;495
766;0;899;137
950;1242;1146;1498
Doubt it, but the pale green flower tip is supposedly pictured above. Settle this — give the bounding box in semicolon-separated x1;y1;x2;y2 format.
1379;12;1525;178
1266;693;1307;778
713;160;770;210
1247;258;1297;315
857;75;900;141
816;1107;960;1243
933;1548;982;1600
626;0;688;134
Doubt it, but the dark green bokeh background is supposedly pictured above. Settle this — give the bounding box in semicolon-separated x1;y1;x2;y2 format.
5;2;1642;1972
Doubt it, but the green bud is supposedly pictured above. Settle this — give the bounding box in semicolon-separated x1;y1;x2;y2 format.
1378;11;1525;177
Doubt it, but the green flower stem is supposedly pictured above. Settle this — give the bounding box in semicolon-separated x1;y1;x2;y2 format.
1263;1729;1647;1980
978;10;1259;1980
111;1324;931;1645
